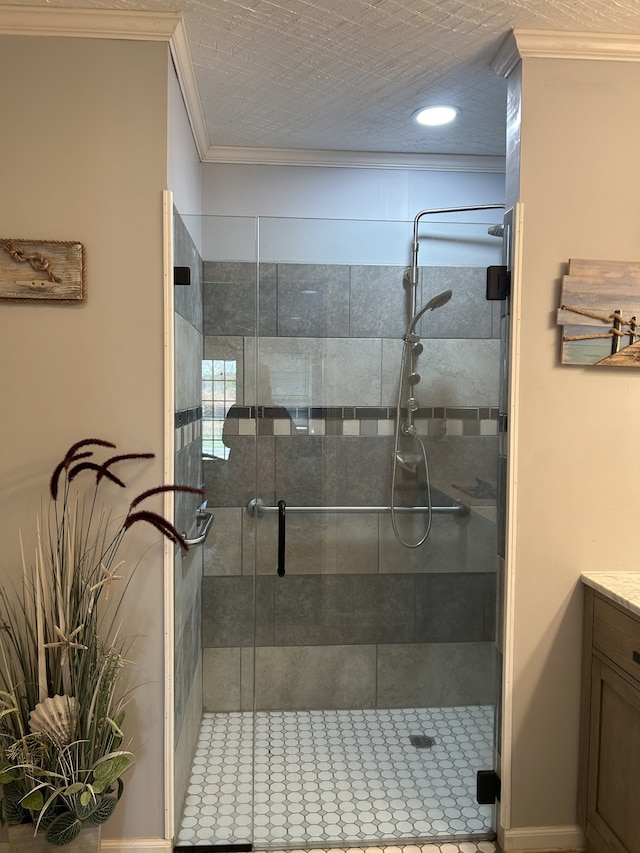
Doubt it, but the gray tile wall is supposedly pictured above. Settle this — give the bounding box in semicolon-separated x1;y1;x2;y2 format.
203;263;501;340
202;260;499;712
173;209;204;750
202;642;497;712
204;434;498;509
174;209;205;537
202;572;496;649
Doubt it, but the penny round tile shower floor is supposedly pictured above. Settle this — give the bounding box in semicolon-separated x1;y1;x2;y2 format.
177;706;494;848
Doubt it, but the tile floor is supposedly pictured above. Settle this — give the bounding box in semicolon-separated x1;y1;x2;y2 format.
177;706;495;848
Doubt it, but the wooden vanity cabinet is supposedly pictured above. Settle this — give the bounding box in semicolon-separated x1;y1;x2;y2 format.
579;586;640;853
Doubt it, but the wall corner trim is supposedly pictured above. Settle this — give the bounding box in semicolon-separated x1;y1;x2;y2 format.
492;27;640;78
499;824;585;852
0;5;181;40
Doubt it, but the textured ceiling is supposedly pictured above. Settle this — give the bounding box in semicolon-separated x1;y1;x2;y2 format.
6;0;640;157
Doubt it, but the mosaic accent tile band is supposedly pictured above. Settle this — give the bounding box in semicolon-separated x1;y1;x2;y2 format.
225;406;499;421
219;406;499;438
176;406;203;451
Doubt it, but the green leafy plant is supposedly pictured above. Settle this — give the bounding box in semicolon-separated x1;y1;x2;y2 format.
0;439;201;846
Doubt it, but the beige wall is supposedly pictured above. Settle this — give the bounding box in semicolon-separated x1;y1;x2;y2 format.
0;35;170;842
506;55;640;834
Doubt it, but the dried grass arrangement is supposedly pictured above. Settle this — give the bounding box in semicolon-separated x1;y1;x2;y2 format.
0;439;200;846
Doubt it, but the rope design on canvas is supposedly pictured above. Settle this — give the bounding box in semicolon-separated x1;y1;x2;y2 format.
561;303;637;342
3;239;62;283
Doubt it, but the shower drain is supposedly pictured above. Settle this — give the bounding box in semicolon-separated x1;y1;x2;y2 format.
409;734;436;748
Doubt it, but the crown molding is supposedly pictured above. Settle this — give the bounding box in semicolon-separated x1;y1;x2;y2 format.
492;27;640;78
168;20;210;161
202;145;506;172
0;5;181;40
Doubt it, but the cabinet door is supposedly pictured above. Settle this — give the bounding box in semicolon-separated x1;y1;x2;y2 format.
587;655;640;853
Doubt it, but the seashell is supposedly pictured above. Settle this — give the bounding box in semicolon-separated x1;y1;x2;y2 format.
29;695;78;745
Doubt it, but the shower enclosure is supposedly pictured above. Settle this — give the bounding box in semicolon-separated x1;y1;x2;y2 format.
173;211;505;850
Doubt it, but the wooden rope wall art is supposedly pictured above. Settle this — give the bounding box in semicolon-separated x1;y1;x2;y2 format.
0;239;86;302
557;259;640;366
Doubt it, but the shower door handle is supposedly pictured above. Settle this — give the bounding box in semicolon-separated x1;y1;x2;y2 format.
277;499;286;577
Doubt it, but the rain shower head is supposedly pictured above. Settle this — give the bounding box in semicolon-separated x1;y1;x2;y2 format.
404;289;452;341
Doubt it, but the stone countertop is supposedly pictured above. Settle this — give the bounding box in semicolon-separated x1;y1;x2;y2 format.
581;572;640;619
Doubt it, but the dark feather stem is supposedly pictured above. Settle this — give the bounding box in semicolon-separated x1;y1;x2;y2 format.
124;510;189;550
67;461;101;480
68;462;126;488
62;438;116;466
96;453;155;484
50;460;67;500
129;484;204;510
50;452;92;499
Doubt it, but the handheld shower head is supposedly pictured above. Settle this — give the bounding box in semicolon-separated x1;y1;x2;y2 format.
405;289;452;341
423;289;452;312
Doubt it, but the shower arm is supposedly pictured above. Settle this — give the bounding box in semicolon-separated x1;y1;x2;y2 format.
408;203;505;312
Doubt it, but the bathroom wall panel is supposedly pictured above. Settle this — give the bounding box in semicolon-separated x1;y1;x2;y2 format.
202;575;274;647
174;656;203;815
349;264;410;338
427;434;499;494
274;575;417;646
204;261;498;342
410;339;500;407
203;647;242;711
414;572;497;643
273;435;327;504
174;320;203;412
244;511;379;575
202;573;496;649
276;263;350;337
174;579;202;737
174;210;204;332
250;645;377;711
204;435;274;507
203;261;277;336
204;507;243;575
249;336;383;407
379;509;497;574
174;208;204;761
417;266;494;340
376;642;496;708
380;339;499;408
202;641;496;712
326;436;395;505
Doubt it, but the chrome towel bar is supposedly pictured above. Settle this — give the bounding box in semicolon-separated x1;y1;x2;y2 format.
183;508;215;547
246;498;468;517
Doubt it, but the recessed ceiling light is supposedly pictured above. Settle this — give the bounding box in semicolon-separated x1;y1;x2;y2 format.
413;105;460;127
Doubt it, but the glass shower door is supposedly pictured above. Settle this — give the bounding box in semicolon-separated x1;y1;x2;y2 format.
175;214;260;849
179;211;503;849
247;214;502;849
